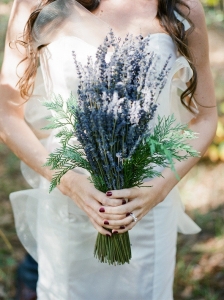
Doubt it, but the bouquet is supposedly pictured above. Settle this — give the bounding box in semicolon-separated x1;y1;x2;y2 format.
43;31;199;265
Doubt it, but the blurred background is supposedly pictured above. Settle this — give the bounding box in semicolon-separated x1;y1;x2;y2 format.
0;0;224;299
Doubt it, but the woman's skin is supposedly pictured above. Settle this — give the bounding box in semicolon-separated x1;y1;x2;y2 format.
0;0;217;236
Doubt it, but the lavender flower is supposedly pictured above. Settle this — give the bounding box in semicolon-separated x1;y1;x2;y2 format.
72;31;171;190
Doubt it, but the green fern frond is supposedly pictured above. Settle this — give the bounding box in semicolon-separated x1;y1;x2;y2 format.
49;166;75;192
42;94;77;131
55;128;74;148
122;115;200;186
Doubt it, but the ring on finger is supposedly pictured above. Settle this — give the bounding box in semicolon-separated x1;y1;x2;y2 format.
130;212;138;222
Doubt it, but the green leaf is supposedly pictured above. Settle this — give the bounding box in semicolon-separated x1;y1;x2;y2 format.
42;93;78;131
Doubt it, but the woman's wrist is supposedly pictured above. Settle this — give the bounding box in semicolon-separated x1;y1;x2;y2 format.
141;170;178;205
142;158;200;205
58;170;75;196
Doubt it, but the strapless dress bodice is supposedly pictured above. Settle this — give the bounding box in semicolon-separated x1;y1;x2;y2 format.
42;34;176;99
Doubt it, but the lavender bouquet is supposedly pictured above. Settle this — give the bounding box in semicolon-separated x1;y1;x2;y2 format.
43;32;199;265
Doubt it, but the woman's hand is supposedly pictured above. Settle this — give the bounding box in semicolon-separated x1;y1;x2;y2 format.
58;170;127;236
89;177;167;234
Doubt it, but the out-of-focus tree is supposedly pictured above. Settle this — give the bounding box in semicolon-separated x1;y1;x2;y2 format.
202;0;223;11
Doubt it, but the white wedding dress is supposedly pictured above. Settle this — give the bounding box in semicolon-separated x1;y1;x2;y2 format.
10;1;201;299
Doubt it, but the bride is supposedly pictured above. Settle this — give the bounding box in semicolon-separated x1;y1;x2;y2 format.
0;0;217;299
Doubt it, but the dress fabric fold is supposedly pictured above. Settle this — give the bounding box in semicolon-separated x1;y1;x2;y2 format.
10;3;200;299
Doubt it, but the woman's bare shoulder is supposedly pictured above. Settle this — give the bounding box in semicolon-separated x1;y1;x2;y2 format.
179;0;206;29
187;0;206;27
6;0;36;42
180;0;209;65
0;0;34;104
13;0;36;10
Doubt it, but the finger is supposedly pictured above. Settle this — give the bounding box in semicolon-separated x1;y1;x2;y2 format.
101;217;129;229
112;221;136;234
91;206;135;229
84;199;125;223
93;189;126;207
94;215;128;229
99;213;126;221
105;187;139;200
111;215;140;234
99;197;126;207
103;224;123;230
89;217;112;236
100;214;138;227
99;200;137;215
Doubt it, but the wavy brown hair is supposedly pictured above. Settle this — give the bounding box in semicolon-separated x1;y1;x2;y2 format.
18;0;196;110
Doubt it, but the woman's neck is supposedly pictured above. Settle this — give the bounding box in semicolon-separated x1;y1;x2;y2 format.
91;0;166;38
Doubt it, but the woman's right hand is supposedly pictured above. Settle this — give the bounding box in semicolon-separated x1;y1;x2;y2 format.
58;170;126;236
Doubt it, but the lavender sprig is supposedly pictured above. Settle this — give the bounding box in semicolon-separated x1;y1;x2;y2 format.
71;32;171;190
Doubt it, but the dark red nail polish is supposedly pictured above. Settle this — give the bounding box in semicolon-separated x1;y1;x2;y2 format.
120;226;125;229
113;231;118;234
106;234;111;237
122;199;126;205
99;207;105;213
106;191;112;196
126;213;130;217
104;220;109;225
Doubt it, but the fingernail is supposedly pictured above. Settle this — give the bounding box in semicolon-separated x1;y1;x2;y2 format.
99;207;105;213
120;226;125;229
106;234;111;237
126;213;130;217
113;231;118;234
106;191;112;196
104;220;109;225
122;199;126;205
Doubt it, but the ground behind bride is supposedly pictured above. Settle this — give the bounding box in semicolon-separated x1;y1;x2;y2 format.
0;1;224;299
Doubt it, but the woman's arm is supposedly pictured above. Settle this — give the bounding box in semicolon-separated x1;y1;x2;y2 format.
157;0;217;196
98;0;218;233
0;0;52;179
0;0;124;236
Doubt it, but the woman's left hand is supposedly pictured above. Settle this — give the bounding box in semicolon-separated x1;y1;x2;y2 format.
98;179;166;233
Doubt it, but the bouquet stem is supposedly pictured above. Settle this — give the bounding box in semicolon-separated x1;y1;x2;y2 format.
94;231;131;265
